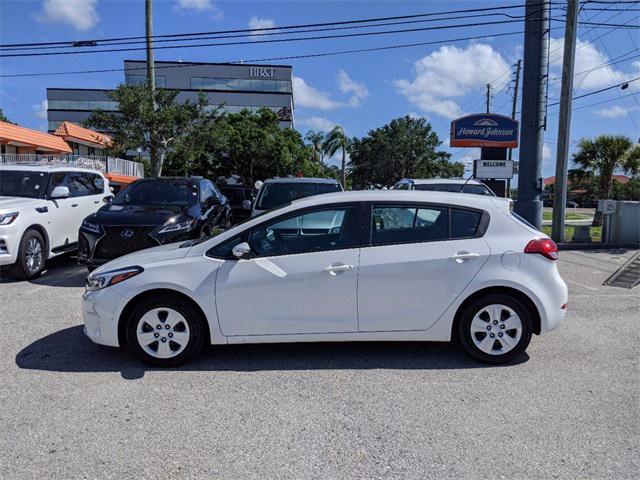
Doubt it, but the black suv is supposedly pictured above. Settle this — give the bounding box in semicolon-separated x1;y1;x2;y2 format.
78;177;230;269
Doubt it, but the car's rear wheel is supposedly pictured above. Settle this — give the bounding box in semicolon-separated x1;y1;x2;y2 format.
125;296;206;367
458;293;533;364
12;229;46;280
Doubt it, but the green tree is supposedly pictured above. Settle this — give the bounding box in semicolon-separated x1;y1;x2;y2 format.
0;109;14;124
323;125;350;189
348;115;461;188
572;135;640;225
304;130;326;163
164;108;318;185
85;83;221;177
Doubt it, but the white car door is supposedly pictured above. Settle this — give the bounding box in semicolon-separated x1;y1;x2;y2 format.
214;205;361;336
357;204;490;332
45;171;79;249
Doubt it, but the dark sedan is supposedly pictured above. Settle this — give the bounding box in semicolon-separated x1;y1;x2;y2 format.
78;177;230;269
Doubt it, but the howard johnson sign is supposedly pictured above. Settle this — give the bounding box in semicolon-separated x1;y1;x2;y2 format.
450;114;519;148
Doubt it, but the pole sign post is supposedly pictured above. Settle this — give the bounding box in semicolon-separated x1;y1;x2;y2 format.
450;114;519;148
474;159;515;179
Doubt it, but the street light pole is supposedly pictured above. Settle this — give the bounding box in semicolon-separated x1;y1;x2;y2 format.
145;0;155;93
551;0;579;242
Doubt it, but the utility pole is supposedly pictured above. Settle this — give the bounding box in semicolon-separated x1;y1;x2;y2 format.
485;83;492;113
515;0;550;229
145;0;155;92
507;59;522;198
551;0;579;242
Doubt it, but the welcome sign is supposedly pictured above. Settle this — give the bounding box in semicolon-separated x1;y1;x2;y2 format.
450;114;519;148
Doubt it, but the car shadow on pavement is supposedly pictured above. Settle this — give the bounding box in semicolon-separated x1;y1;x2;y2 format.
0;255;86;288
16;325;529;380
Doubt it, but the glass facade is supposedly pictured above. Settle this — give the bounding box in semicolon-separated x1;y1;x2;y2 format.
190;77;291;93
48;100;119;111
125;75;167;88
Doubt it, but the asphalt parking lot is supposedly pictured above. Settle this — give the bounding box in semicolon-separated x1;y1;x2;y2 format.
0;250;638;479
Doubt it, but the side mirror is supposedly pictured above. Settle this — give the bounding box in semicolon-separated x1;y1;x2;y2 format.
231;241;252;260
254;180;264;190
51;186;70;199
241;199;252;210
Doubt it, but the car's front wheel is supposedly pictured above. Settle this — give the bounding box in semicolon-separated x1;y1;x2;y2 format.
458;293;533;364
125;296;206;367
12;229;46;280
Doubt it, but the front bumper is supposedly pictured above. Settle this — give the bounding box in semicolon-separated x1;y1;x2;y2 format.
82;287;125;347
0;222;22;266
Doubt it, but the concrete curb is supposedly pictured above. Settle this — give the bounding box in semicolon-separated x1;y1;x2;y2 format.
557;243;640;251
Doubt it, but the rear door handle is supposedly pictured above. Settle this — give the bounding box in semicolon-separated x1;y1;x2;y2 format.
93;200;100;204
451;252;480;263
324;264;354;275
71;203;79;208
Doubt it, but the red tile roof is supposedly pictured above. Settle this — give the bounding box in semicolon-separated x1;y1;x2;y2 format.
0;121;72;153
544;174;630;186
53;121;112;147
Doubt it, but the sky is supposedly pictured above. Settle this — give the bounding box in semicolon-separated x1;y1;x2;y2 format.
1;0;639;178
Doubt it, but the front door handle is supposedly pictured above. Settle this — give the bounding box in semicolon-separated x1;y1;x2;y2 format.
451;252;480;263
71;203;79;208
324;264;354;275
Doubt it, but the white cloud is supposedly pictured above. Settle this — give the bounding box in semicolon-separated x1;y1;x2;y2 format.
595;105;640;119
34;100;48;120
293;76;345;110
248;16;276;38
336;69;369;106
298;116;336;132
37;0;99;31
174;0;222;18
550;37;639;91
394;43;510;119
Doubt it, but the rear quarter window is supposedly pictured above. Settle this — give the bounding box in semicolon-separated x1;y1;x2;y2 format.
451;208;483;238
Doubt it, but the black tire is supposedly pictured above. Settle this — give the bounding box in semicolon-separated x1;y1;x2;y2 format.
125;295;206;367
11;229;46;280
457;293;533;365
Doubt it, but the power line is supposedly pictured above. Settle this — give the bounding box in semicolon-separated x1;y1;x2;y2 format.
0;2;556;49
0;31;524;78
548;76;640;105
0;18;543;58
547;92;640;114
0;10;552;53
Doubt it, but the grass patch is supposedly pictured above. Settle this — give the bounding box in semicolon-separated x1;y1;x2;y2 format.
542;211;591;221
541;225;602;243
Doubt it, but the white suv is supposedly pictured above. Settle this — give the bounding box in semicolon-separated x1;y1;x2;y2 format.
0;165;111;279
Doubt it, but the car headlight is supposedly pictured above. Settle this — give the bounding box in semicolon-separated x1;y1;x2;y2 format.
85;266;143;292
157;218;195;234
0;212;19;226
81;219;103;234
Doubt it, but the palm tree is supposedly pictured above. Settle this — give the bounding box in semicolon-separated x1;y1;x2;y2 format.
304;130;325;163
323;125;349;189
573;134;640;225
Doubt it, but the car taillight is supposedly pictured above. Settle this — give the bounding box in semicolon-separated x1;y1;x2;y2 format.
524;238;558;260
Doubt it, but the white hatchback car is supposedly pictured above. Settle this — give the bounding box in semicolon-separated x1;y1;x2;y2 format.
82;190;568;366
0;165;111;278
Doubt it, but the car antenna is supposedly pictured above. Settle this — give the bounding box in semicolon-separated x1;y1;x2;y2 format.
459;172;475;193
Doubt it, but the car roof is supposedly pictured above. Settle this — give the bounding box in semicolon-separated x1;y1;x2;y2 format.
0;164;103;174
287;189;506;210
263;177;340;184
398;178;486;185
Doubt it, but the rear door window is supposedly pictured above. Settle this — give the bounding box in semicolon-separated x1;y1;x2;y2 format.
372;205;449;245
451;208;482;238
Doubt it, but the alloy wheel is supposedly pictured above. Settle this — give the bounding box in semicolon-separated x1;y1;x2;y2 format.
25;237;43;273
469;304;522;355
136;308;191;359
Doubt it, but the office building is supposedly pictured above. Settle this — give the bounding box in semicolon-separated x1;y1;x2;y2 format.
47;60;294;132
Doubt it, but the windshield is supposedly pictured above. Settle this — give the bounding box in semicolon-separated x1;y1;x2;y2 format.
256;182;341;210
414;183;493;196
0;170;49;198
113;179;199;206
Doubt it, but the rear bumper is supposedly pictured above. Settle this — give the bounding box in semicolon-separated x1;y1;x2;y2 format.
538;264;568;333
